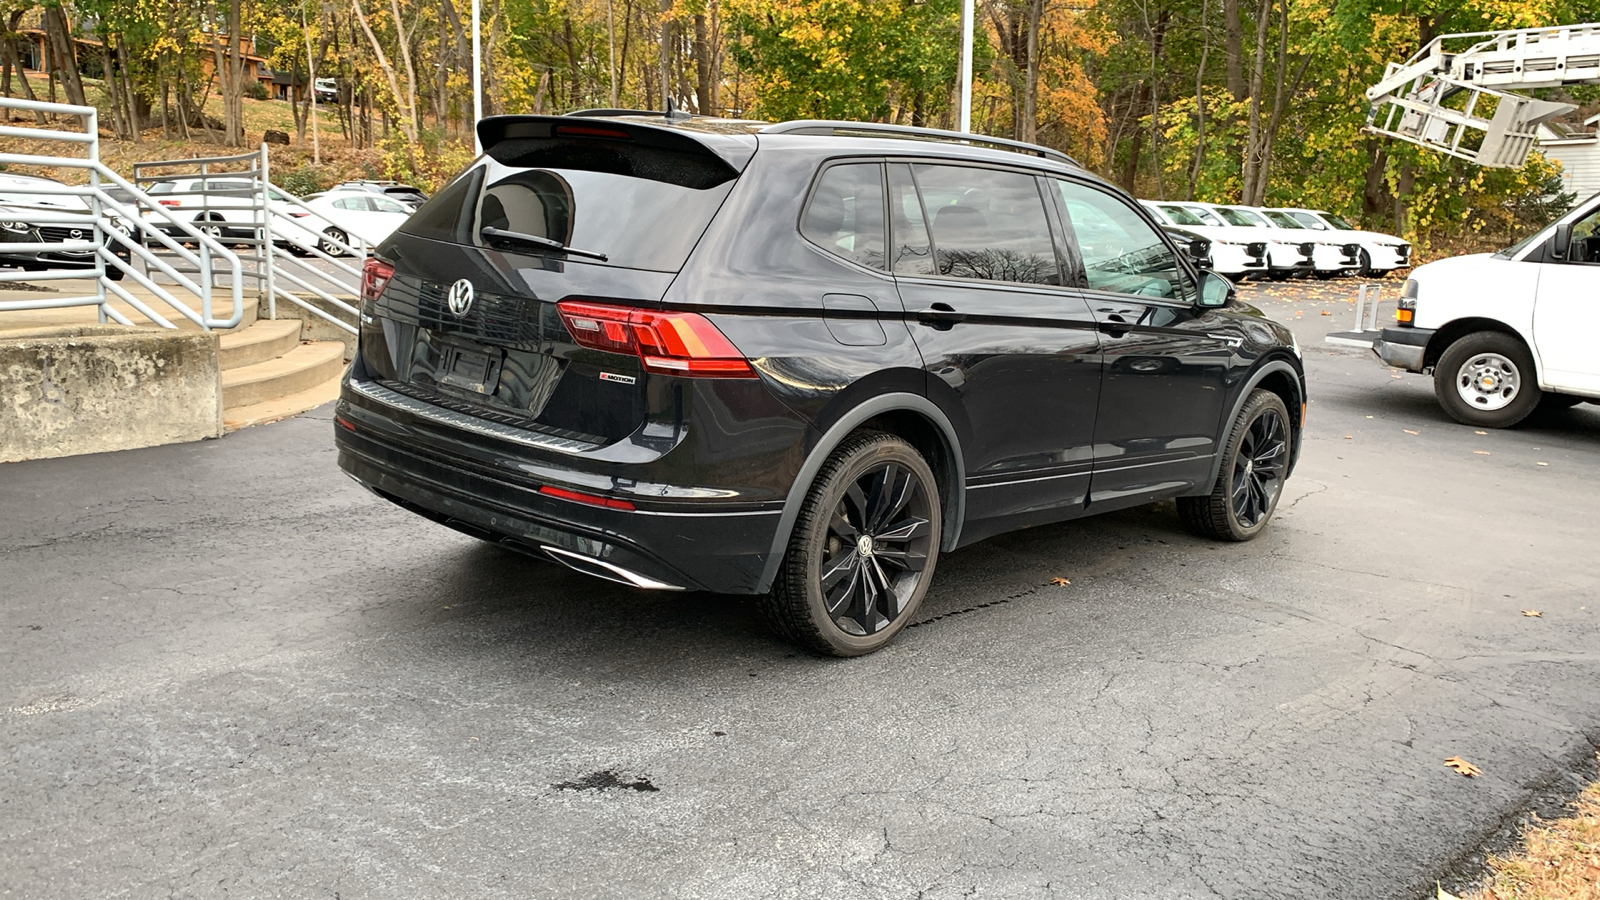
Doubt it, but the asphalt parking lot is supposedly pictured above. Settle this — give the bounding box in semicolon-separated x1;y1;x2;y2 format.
4;280;1598;899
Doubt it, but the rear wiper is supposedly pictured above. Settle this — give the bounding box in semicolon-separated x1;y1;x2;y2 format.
480;226;609;262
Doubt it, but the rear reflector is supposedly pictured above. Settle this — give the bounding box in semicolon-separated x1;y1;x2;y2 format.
539;485;636;510
556;300;757;378
361;257;394;304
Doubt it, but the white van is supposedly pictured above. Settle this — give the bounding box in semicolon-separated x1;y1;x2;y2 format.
1371;194;1600;427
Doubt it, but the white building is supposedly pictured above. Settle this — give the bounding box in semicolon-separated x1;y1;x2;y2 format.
1537;115;1600;201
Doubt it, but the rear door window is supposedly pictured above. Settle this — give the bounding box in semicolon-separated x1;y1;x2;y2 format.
800;162;887;270
911;163;1059;286
1055;179;1196;301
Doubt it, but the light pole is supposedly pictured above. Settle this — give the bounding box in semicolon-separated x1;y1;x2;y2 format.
472;0;482;153
958;0;974;132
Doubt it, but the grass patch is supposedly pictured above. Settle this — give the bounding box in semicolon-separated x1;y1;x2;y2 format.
1467;777;1600;900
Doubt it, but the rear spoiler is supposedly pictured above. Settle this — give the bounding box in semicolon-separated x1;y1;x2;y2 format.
475;115;757;184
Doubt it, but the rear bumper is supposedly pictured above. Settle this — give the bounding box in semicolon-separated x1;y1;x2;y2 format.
334;391;786;595
1371;327;1432;372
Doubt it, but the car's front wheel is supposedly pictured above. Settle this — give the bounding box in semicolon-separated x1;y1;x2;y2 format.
761;432;941;657
1433;330;1541;428
1179;389;1291;542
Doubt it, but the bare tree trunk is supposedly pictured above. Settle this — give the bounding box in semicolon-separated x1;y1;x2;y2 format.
351;0;419;144
2;19;47;123
658;0;673;109
1239;0;1268;202
1223;0;1243;100
42;6;86;107
1020;0;1045;143
607;0;619;107
1188;0;1210;198
388;0;421;134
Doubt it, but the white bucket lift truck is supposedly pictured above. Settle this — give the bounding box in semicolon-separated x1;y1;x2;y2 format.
1366;24;1600;168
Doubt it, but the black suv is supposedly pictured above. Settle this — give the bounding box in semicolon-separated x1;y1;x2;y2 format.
335;114;1306;656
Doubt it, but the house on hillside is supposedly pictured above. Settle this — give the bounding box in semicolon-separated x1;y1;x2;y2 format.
8;9;280;97
1537;116;1600;202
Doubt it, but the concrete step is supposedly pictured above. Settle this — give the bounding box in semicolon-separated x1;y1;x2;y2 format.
222;340;345;409
218;319;302;371
223;372;343;431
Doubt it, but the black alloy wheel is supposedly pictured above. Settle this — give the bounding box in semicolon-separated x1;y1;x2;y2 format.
762;432;941;657
1180;389;1291;541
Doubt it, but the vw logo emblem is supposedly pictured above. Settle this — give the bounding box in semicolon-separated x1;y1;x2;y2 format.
446;279;475;317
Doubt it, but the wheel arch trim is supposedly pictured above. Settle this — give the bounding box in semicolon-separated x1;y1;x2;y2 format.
1195;358;1305;494
755;393;966;594
1422;317;1543;383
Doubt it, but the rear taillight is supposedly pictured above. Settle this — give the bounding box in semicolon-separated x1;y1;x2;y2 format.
361;258;394;303
556;300;756;378
158;199;181;208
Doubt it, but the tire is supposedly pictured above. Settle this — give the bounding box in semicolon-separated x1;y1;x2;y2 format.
1432;330;1541;428
1179;389;1292;542
1267;270;1292;281
320;228;347;257
1357;249;1381;279
759;432;941;657
195;215;225;242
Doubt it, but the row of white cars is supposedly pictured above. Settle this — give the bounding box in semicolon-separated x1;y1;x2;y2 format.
143;178;422;257
0;174;420;283
1142;199;1413;282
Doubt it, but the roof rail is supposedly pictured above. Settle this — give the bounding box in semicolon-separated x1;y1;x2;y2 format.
761;120;1080;166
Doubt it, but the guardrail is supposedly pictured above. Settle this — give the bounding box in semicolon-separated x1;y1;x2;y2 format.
0;97;245;330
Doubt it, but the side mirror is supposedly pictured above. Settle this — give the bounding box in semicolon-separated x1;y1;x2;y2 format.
1551;222;1572;260
1197;270;1234;308
1188;239;1212;268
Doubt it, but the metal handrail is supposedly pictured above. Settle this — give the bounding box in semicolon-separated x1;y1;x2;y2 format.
0;96;245;330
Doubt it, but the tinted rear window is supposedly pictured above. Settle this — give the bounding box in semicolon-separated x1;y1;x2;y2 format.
398;158;733;272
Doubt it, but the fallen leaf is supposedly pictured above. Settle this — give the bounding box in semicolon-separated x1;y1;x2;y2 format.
1320;310;1332;316
1473;450;1491;455
1049;577;1071;586
1437;884;1461;900
1474;430;1488;435
1522;610;1542;617
1344;435;1353;440
1444;756;1482;777
1537;462;1549;467
1404;429;1419;435
1365;415;1374;419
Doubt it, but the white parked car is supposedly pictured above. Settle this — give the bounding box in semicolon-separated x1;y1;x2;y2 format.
145;176;303;243
296;190;413;256
1372;194;1600;427
1201;204;1356;279
1178;201;1315;279
1139;200;1270;281
1268;207;1412;277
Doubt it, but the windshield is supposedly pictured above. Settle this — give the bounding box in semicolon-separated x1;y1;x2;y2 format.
1159;204;1206;226
1320;212;1355;230
401;158;735;271
1217;207;1266;227
1263;211;1304;229
1494;226;1552;259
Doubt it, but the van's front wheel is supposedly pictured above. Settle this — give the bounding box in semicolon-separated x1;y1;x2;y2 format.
761;433;941;657
1434;331;1540;428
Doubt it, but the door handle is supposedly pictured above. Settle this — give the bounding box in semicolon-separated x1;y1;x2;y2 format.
916;303;967;330
1097;314;1132;338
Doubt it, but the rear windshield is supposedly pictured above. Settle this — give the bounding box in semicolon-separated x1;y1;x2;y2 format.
398;157;733;272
